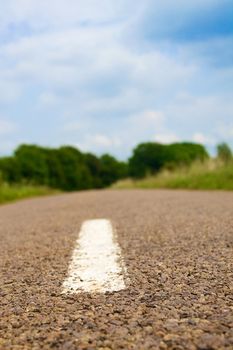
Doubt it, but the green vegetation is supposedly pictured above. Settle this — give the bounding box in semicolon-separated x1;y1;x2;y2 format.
0;144;128;191
0;144;128;204
113;160;233;191
0;141;232;205
129;142;208;178
116;141;232;190
217;142;232;164
0;182;58;204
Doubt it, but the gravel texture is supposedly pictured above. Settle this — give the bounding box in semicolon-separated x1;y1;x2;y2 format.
0;189;232;350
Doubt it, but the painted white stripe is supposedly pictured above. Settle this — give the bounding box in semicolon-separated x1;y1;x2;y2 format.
62;219;127;294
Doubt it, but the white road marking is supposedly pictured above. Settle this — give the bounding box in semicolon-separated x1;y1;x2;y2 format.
62;219;127;294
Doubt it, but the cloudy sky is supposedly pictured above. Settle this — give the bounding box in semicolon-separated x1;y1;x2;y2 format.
0;0;232;159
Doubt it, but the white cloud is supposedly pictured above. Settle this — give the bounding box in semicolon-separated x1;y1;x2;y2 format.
0;80;22;103
0;0;224;37
154;132;180;144
0;119;18;154
164;93;233;130
1;24;195;96
0;119;17;134
0;140;16;154
39;92;60;106
0;0;136;33
0;1;231;158
92;134;119;147
130;110;165;126
63;121;88;132
215;124;233;140
75;134;122;153
192;132;216;145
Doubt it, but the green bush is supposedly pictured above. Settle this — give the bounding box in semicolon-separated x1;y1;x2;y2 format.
129;142;208;178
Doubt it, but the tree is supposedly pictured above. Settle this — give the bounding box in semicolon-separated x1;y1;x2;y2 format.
129;143;170;178
99;154;128;186
167;142;208;167
0;157;20;183
55;146;92;190
14;144;49;185
217;143;232;163
84;153;103;188
129;142;209;178
0;144;128;190
45;149;66;189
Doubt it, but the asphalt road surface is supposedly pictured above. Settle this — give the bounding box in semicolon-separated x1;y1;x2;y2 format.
0;190;232;350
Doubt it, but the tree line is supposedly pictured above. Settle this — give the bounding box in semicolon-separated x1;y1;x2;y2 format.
0;145;128;190
0;142;231;190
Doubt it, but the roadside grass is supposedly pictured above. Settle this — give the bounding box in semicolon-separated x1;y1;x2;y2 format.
112;160;233;191
0;182;59;204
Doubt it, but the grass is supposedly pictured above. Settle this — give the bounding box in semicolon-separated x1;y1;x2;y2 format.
0;182;59;205
112;160;233;191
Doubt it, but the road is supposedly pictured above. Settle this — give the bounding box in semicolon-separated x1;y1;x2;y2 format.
0;189;232;350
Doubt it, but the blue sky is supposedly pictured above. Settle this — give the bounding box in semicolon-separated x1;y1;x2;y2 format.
0;0;232;159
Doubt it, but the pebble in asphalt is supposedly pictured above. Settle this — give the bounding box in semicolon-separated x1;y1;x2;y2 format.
0;189;233;349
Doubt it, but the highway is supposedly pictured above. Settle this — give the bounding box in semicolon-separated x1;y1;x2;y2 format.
0;190;232;349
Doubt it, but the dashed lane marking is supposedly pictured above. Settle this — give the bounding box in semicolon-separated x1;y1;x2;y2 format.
62;219;127;294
